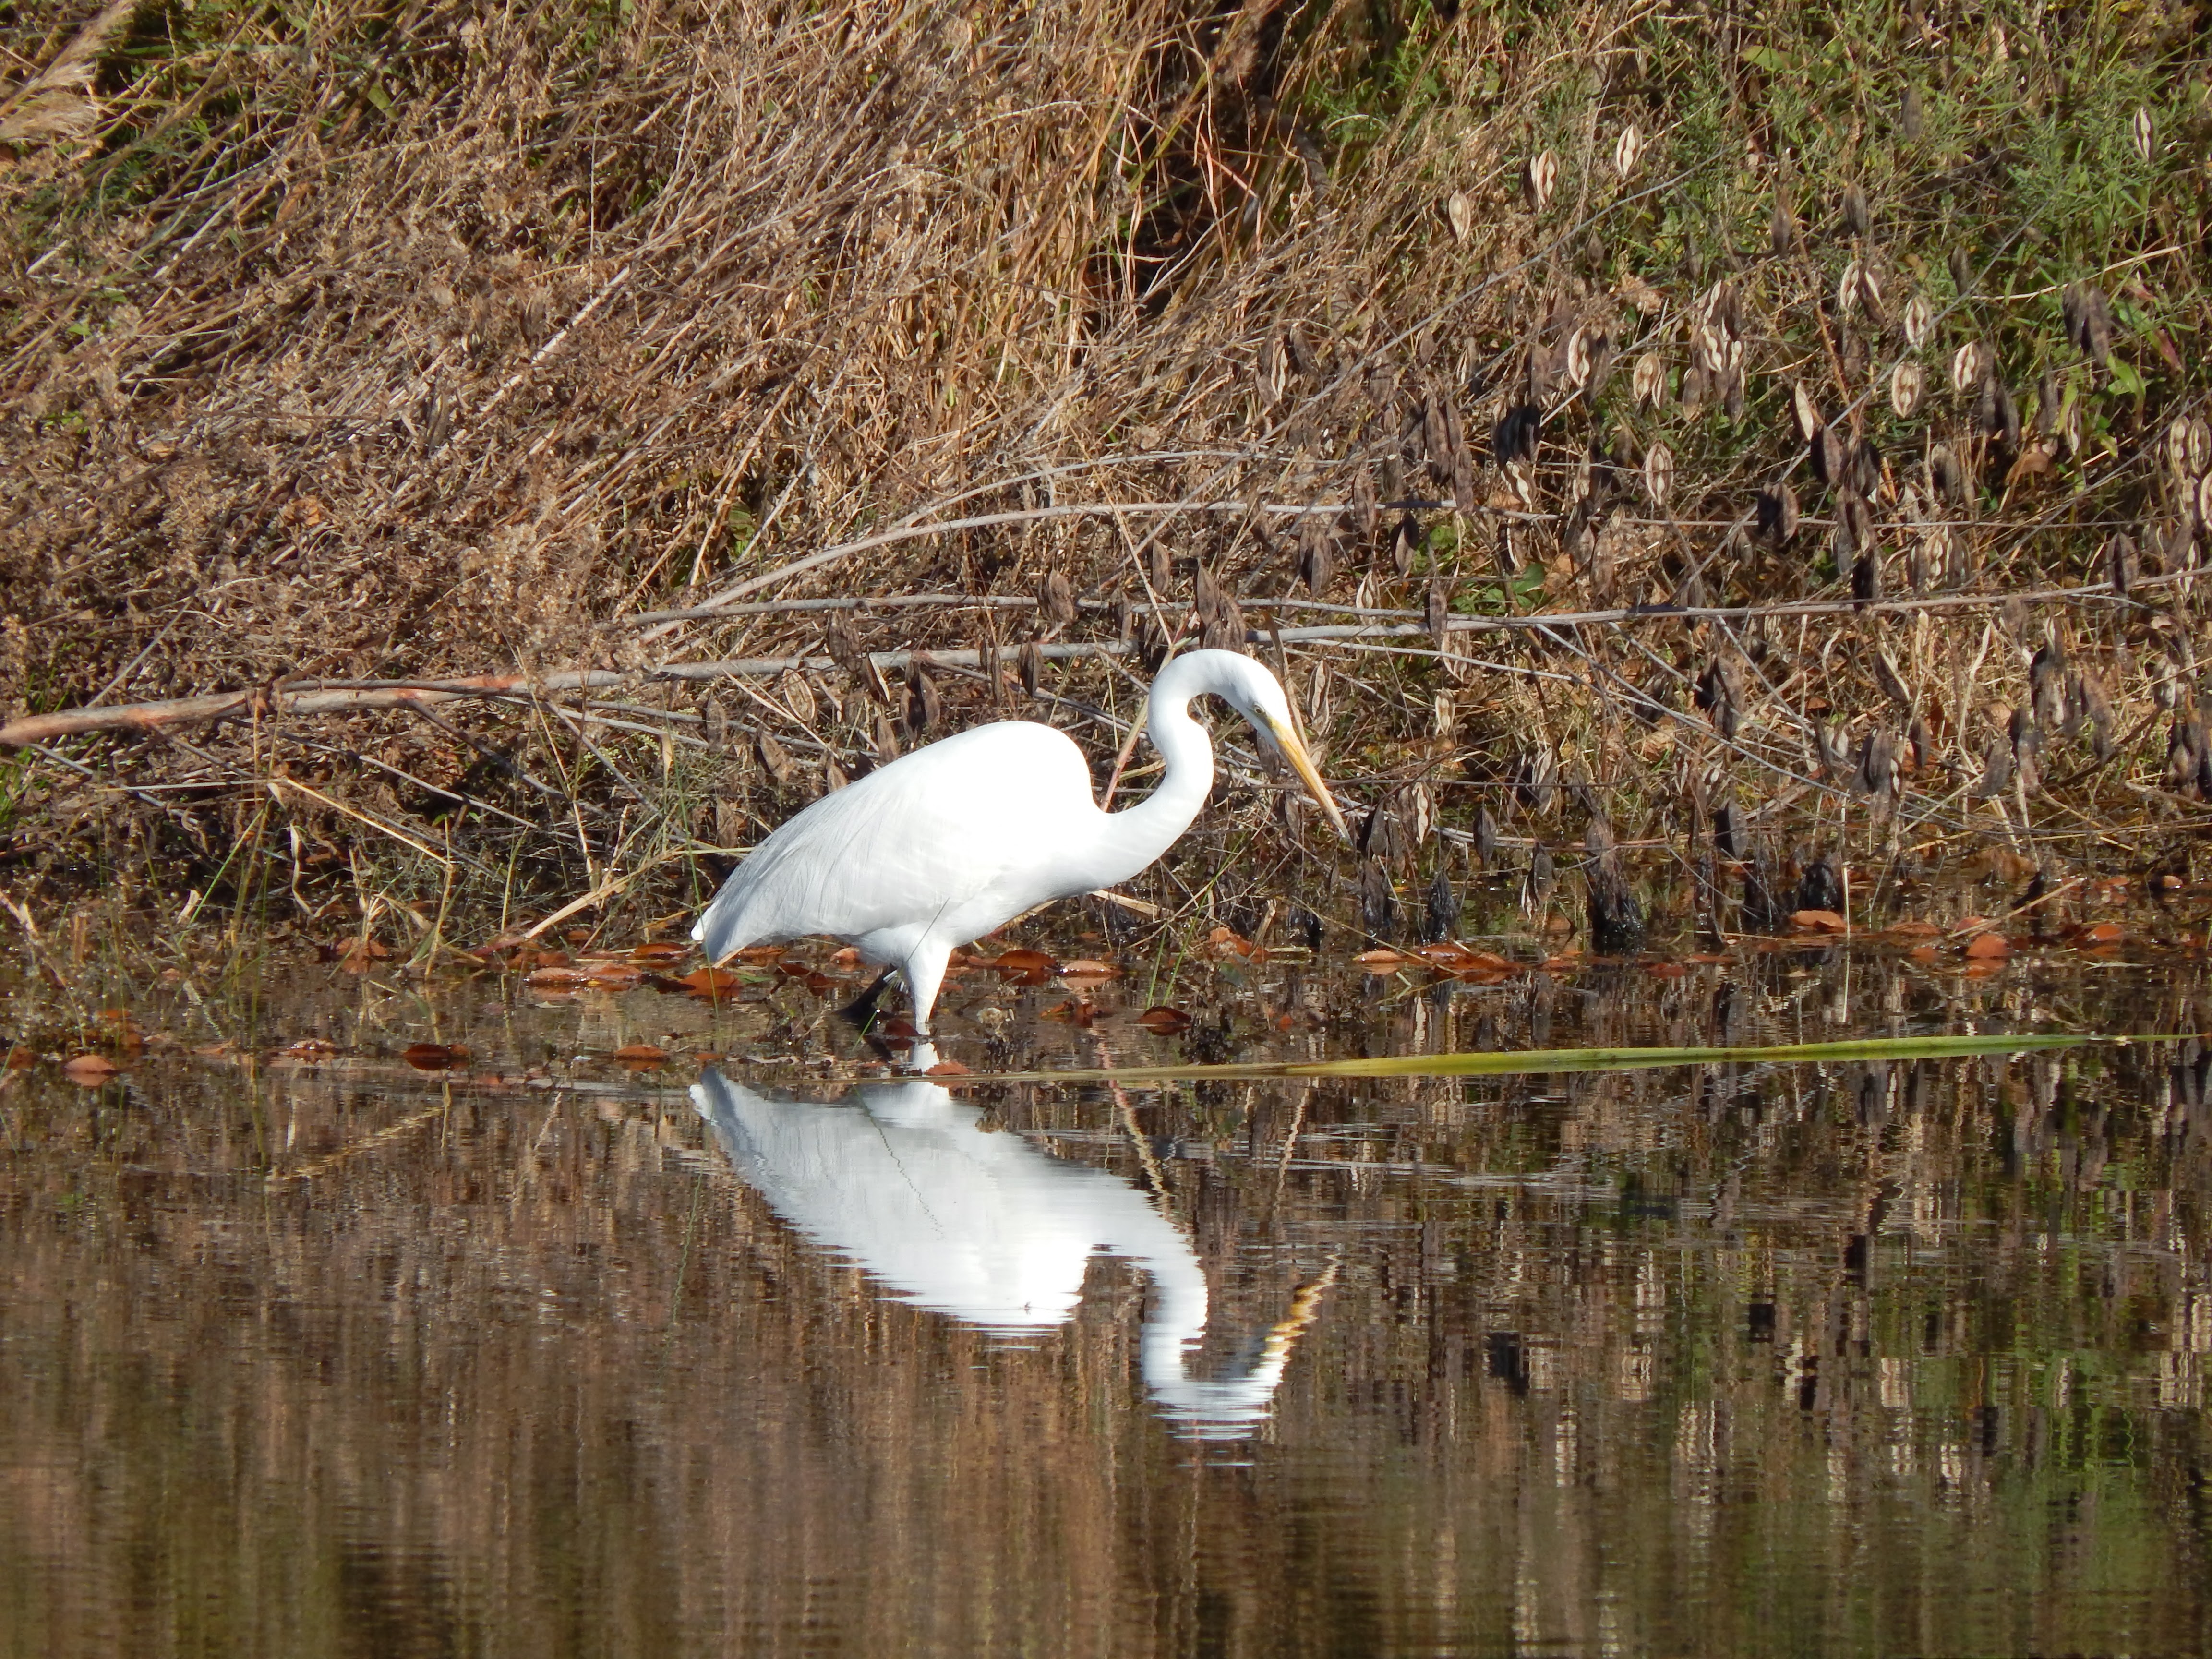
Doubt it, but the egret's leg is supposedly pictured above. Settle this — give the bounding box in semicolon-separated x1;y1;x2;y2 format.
901;942;952;1035
840;967;897;1028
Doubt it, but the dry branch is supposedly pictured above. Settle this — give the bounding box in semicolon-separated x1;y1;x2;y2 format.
5;569;2176;752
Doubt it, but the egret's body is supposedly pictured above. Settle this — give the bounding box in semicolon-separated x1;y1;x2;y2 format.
694;649;1342;1032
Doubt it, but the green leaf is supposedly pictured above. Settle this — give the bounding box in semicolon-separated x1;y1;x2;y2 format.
981;1032;2137;1085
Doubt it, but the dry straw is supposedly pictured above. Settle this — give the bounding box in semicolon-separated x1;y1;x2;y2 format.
0;0;2206;944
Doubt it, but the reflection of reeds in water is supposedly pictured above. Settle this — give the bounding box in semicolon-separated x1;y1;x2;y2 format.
0;985;2207;1653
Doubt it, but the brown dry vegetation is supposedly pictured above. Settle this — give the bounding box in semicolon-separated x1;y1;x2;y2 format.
2;0;2210;952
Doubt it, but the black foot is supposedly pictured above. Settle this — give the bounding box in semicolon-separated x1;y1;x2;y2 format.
840;967;897;1030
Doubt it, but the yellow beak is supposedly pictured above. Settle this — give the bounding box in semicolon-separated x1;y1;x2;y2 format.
1266;716;1350;842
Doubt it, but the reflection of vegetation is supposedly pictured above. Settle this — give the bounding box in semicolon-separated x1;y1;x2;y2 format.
0;961;2203;1653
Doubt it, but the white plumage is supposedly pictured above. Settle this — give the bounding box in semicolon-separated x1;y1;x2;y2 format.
693;648;1343;1033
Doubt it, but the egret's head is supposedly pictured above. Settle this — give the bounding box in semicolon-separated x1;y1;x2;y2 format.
1173;649;1350;841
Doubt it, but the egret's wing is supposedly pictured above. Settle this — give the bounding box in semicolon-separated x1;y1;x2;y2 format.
694;721;1094;955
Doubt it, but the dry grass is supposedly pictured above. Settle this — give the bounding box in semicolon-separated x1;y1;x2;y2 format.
2;0;2210;949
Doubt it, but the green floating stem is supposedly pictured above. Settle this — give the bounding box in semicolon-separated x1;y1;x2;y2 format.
986;1031;2127;1085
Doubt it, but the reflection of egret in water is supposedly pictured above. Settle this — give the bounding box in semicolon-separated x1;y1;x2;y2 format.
691;1070;1331;1440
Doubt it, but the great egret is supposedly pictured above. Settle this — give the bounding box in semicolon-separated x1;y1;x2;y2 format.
692;1070;1332;1438
693;648;1346;1034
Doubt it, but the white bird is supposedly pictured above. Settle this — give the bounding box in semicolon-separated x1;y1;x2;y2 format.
693;648;1346;1034
692;1070;1334;1438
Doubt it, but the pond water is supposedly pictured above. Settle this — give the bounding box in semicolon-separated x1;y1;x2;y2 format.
2;930;2210;1657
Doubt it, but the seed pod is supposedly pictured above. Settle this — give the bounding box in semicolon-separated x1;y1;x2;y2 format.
1757;482;1800;546
1445;189;1476;242
1194;563;1224;624
1643;441;1675;507
1921;523;1954;588
1842;182;1872;238
1809;424;1845;487
702;696;730;748
756;731;795;787
1770;190;1798;256
1297;518;1334;596
2165;415;2193;479
1987;379;2020;450
1901;293;1933;350
1613;122;1642;180
1202;594;1246;653
1851;433;1883;499
1928;444;1963;503
1254;335;1286;406
2105;530;2138;595
825;613;866;682
1792;383;1822;443
1525;148;1559;211
1855;729;1899;798
1694;659;1744;737
2190;417;2212;479
1836;491;1875;553
1707;794;1743;861
1851;262;1884;323
1018;639;1043;697
1702;279;1743;338
1837;261;1864;320
1492;402;1540;467
874;711;901;767
1813;721;1853;778
1352;467;1379;540
2076;670;2116;760
1038;569;1077;628
1473;804;1499;865
1852;543;1882;607
1426;579;1450;649
1146;540;1170;593
1447;411;1477;514
1424;862;1460;944
1524;843;1555;910
904;655;943;740
1632;351;1667;406
2161;518;2195;572
2030;641;2068;731
1565;326;1593;388
2198;473;2212;533
1583;329;1618;395
780;669;817;725
2132;106;2154;163
1392;512;1420;577
1424;393;1452;478
1890;360;1925;417
1874;650;1913;709
1948;245;1975;297
2170;715;2206;794
1899;84;1924;142
1515;744;1558;813
1951;340;1986;393
1968;734;2012;798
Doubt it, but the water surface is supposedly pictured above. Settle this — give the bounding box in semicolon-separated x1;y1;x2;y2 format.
2;936;2208;1656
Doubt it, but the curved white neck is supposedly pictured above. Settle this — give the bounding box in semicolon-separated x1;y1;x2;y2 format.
1083;653;1223;888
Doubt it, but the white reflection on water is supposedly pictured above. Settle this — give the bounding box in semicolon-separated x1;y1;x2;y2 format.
692;1070;1322;1439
